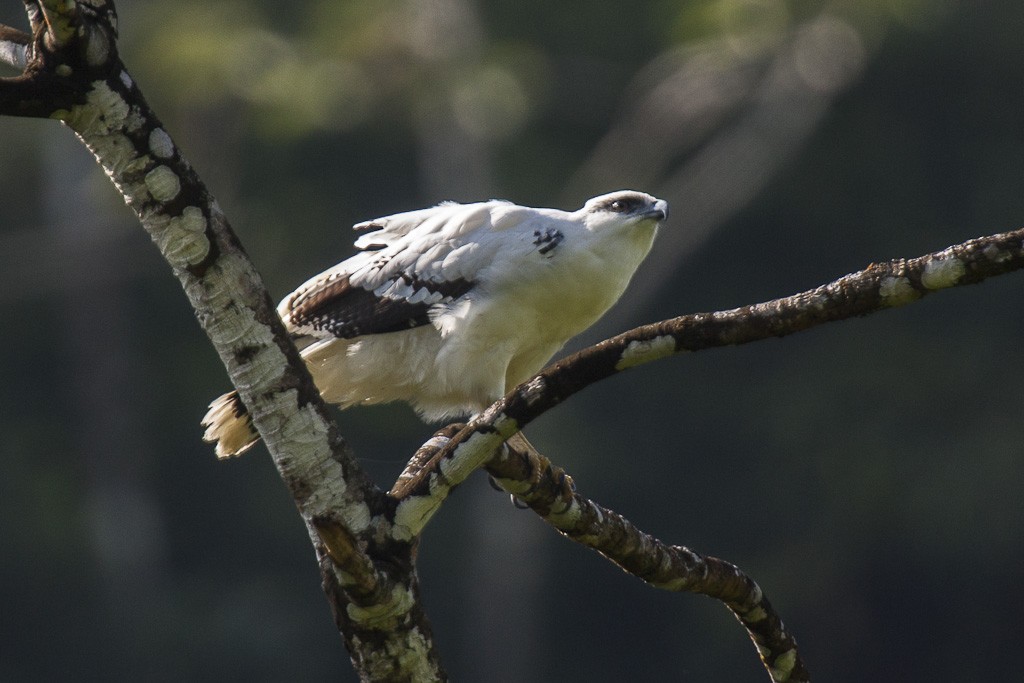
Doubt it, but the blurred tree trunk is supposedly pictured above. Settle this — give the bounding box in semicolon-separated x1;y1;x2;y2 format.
44;134;171;677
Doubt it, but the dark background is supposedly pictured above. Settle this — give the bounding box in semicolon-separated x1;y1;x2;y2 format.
2;1;1022;680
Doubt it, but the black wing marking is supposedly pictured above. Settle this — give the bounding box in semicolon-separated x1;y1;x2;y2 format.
532;228;564;256
288;274;474;339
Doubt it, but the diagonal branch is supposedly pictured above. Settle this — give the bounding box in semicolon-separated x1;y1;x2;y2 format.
391;226;1024;531
0;2;445;680
487;433;809;683
395;425;809;680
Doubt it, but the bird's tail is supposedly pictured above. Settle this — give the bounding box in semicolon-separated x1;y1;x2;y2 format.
202;390;260;459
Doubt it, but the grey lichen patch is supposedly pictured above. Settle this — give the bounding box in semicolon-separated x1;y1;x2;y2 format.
393;496;441;541
202;279;261;348
769;649;798;680
921;257;966;290
351;627;439;682
744;605;769;623
148;128;175;159
652;575;690;591
101;135;149;188
521;376;546;406
144;165;181;203
878;275;918;307
143;164;181;202
57;81;154;204
266;402;370;528
277;401;332;447
152;205;210;268
125;106;146;134
798;290;830;311
338;500;372;535
346;584;415;627
983;244;1012;263
440;429;509;485
615;334;676;371
386;627;438;681
231;345;289;397
58;80;129;135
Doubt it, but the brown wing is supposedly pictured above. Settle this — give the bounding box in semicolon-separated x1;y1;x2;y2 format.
286;274;474;339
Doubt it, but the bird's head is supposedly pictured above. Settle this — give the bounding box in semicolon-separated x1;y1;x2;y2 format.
579;190;669;234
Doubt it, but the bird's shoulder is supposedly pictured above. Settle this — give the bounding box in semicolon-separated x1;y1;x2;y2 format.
352;200;544;248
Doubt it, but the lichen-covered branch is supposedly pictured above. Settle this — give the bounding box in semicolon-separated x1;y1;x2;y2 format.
487;433;808;683
0;3;445;680
391;227;1024;534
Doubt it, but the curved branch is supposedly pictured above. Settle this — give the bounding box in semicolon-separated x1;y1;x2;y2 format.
391;226;1024;529
395;425;809;680
488;433;809;682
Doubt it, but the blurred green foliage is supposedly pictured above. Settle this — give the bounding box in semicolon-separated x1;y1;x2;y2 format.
2;0;1022;681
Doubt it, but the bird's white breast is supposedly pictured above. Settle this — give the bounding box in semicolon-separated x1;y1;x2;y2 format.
436;217;660;392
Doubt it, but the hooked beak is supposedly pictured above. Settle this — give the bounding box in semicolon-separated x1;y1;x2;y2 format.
640;200;669;222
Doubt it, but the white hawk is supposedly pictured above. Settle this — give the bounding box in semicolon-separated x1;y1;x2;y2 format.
203;190;668;458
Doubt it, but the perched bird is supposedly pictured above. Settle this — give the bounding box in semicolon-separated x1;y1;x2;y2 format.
203;190;668;458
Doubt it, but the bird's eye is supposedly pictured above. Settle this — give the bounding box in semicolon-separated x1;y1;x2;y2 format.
597;195;646;214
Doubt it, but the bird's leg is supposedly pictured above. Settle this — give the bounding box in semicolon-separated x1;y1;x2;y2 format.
486;432;577;511
487;434;529;507
390;422;466;497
